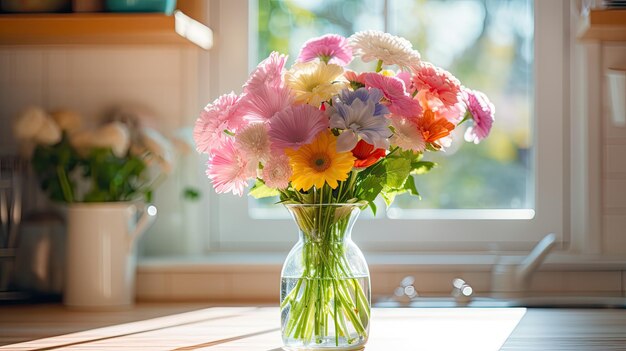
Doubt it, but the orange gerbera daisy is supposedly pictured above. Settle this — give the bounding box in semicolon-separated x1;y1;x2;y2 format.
285;131;355;191
351;140;386;168
417;109;455;147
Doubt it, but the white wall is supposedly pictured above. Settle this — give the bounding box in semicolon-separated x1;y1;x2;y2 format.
602;44;626;254
0;45;206;256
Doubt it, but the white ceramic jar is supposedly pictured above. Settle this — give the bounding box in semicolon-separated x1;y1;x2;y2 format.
64;202;156;308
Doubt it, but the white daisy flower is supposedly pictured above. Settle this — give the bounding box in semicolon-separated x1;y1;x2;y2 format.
389;116;425;152
95;122;131;158
349;30;421;69
51;109;82;134
71;122;131;158
14;107;62;146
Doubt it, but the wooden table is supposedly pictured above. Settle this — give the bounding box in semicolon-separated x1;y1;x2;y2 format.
1;304;625;350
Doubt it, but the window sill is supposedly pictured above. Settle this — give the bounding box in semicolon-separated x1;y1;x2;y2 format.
138;252;626;272
136;252;626;302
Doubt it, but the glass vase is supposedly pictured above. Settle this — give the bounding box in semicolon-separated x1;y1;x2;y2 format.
281;204;370;351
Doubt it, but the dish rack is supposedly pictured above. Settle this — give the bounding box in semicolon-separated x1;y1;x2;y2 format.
0;156;26;300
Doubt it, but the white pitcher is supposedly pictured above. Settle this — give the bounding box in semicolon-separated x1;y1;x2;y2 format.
64;202;156;308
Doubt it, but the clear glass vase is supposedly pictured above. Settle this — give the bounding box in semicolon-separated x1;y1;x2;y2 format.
281;204;370;351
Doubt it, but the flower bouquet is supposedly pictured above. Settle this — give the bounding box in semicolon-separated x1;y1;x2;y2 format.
13;107;178;203
13;106;195;307
194;30;494;350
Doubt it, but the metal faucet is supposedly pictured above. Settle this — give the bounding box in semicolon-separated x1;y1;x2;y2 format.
491;233;557;295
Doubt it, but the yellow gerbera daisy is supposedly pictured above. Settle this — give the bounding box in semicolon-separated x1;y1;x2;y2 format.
286;131;355;191
285;61;347;107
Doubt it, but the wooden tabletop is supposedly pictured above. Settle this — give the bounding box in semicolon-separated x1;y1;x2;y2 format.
1;304;625;350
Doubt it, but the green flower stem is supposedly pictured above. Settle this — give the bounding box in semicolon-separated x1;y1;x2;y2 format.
333;280;340;345
457;110;472;126
281;277;303;308
375;59;383;73
56;166;74;203
282;206;370;346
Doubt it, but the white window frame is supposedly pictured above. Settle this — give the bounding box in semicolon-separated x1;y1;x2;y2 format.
198;0;569;253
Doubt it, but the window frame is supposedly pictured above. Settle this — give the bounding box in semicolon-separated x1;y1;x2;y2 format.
198;0;570;253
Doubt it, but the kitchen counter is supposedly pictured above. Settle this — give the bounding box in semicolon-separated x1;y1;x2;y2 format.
1;304;625;350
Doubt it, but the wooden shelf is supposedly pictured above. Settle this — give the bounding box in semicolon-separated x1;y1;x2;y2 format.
578;9;626;41
0;12;192;46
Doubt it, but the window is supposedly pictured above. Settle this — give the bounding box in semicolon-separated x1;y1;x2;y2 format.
203;0;567;252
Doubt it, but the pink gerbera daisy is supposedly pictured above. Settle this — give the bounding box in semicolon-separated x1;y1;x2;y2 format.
344;70;366;85
268;104;329;152
395;71;413;92
362;72;422;118
235;122;271;162
206;139;255;196
239;84;293;123
244;51;288;92
193;92;245;154
297;34;353;66
464;88;495;143
412;62;465;122
262;154;292;189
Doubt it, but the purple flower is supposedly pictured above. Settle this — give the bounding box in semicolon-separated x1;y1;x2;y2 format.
297;34;353;66
464;89;495;143
339;87;388;117
268;104;329;152
328;88;391;152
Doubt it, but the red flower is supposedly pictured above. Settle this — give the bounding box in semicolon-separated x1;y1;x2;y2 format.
351;140;386;168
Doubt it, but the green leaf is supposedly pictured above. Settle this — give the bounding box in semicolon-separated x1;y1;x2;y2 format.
381;191;397;207
382;157;411;190
84;189;109;202
388;149;421;161
426;143;440;152
248;180;280;199
368;201;377;216
145;190;154;203
350;81;365;90
30;134;82;203
355;174;383;203
411;161;436;175
183;187;201;201
404;175;421;198
350;149;431;208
